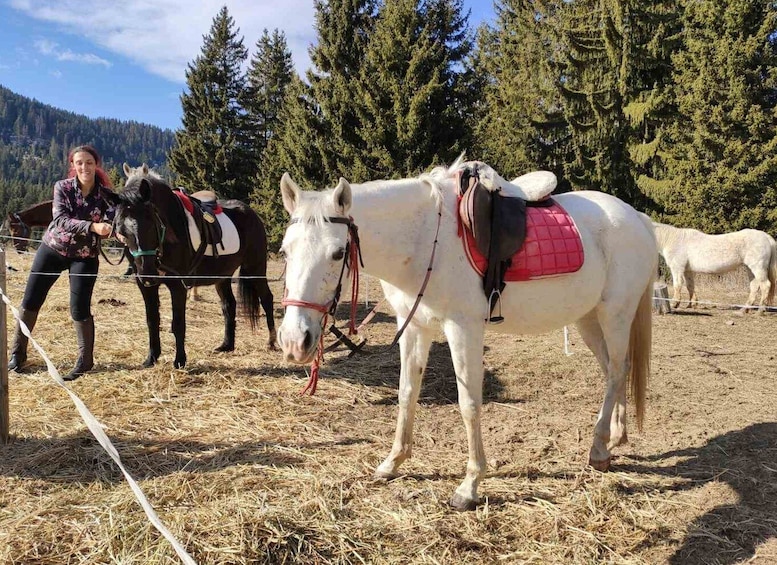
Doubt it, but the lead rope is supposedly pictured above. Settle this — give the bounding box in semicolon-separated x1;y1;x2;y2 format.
388;200;443;348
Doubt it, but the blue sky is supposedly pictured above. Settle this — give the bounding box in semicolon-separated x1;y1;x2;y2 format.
0;0;496;132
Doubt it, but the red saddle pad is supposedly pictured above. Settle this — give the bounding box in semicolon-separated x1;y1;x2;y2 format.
459;200;584;281
173;190;223;215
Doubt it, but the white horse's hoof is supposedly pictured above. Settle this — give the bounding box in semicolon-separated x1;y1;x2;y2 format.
374;468;397;481
589;457;612;472
449;493;478;511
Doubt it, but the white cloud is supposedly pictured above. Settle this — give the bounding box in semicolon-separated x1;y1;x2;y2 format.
10;0;316;83
34;39;112;67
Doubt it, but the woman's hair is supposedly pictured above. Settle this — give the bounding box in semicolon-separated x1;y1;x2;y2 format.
67;144;114;188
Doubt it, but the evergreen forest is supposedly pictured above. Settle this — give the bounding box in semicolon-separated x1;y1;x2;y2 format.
3;0;777;253
0;85;175;217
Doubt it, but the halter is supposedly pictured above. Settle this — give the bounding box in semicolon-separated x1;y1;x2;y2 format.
115;206;168;270
281;215;364;395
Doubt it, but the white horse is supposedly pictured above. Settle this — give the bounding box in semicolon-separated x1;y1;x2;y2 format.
653;222;777;312
277;159;656;510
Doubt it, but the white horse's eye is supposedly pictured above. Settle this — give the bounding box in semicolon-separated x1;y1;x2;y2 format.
332;248;345;261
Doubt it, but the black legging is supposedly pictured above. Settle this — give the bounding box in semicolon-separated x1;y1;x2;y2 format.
21;243;99;321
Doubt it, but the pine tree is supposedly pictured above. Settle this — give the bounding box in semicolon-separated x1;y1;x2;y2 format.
251;76;328;250
168;6;253;201
307;0;379;181
551;0;636;198
245;29;294;167
476;0;570;183
624;1;682;212
659;0;777;233
250;0;378;250
352;0;474;178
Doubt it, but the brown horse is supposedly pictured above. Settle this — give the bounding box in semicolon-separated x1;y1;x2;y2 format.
105;173;276;368
4;200;53;252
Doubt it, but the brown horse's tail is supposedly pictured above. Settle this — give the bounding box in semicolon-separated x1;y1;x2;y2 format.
237;207;276;345
768;236;777;305
629;271;654;432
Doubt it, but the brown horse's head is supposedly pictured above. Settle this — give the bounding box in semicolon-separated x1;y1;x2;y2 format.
5;213;30;253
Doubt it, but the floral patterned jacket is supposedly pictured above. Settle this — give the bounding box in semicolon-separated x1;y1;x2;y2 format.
42;177;116;258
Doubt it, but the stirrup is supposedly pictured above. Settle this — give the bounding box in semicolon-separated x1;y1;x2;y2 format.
485;289;504;324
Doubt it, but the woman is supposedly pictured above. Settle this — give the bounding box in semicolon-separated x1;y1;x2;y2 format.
8;145;115;380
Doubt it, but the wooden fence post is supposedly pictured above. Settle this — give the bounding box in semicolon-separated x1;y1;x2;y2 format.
1;246;8;443
653;281;672;314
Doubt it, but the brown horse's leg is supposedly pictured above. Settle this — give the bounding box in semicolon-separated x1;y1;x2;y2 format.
169;283;188;368
214;279;236;352
138;282;162;367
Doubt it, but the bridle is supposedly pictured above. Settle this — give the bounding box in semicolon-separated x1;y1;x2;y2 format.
281;215;364;395
113;205;172;278
281;197;444;396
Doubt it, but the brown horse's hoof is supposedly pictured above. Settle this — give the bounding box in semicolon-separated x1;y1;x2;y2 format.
449;493;478;511
589;457;612;472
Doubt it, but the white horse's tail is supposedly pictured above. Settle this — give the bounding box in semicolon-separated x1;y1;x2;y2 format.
629;275;653;432
768;236;777;305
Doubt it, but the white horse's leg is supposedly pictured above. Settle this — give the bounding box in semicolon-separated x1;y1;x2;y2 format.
375;321;434;480
685;271;697;308
575;311;628;443
586;308;632;471
747;267;769;313
442;318;485;511
669;266;684;309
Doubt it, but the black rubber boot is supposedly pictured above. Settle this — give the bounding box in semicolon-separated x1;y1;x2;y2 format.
64;316;94;381
8;308;39;373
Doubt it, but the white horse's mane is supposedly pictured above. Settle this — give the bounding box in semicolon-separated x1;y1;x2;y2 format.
293;155;470;224
124;163;164;184
290;189;330;226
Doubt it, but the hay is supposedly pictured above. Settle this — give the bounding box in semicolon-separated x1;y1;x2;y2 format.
1;250;776;564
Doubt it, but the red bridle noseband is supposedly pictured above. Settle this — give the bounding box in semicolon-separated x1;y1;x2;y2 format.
281;216;364;395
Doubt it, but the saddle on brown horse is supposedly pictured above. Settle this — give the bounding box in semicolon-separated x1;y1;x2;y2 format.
458;164;552;323
174;189;224;271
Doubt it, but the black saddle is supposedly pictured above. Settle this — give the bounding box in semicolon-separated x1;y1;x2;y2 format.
458;164;552;323
175;189;225;276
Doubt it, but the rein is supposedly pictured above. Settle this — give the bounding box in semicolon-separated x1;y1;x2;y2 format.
281;216;364;395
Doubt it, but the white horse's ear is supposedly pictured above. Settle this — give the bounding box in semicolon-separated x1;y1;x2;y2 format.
280;172;302;214
332;177;352;214
142;163;149;175
450;151;467;171
122;162;131;176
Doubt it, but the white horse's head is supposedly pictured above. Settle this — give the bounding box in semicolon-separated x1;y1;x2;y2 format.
123;162;162;186
277;172;354;364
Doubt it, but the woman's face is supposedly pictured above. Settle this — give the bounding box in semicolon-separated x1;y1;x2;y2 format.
72;150;97;187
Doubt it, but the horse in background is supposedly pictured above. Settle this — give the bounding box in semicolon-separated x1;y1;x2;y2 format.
277;158;656;510
3;200;53;252
653;222;777;312
107;172;276;368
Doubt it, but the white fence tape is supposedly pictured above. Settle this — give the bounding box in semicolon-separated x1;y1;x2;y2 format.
1;290;197;565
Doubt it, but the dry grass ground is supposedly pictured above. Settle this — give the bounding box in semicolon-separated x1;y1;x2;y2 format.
1;250;776;564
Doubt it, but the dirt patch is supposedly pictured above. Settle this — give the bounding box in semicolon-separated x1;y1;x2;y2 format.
0;253;775;564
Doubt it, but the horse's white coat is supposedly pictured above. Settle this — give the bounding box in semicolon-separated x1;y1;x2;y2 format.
277;162;657;510
653;222;777;311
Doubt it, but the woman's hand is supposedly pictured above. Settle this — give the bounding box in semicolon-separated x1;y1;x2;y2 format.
91;222;113;237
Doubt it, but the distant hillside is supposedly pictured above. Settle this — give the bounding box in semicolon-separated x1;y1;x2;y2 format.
0;84;176;217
